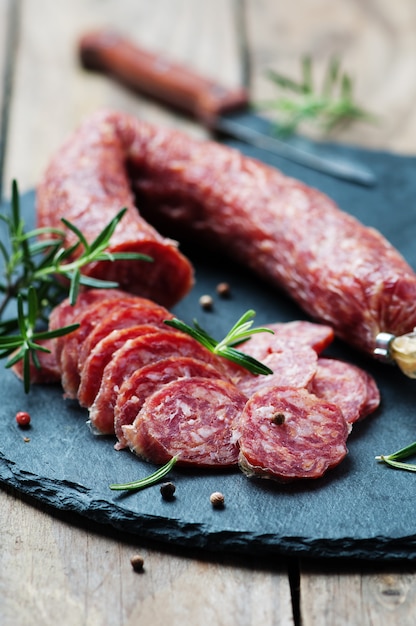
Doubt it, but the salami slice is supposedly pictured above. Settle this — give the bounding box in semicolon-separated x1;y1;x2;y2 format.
77;300;172;370
114;356;226;449
310;358;380;424
48;288;125;365
59;296;158;398
238;386;349;481
235;346;318;397
36;112;193;307
239;321;334;361
122;377;247;467
77;323;166;408
89;329;228;434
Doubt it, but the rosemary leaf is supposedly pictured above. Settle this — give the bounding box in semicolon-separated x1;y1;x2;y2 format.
109;456;178;491
165;311;273;375
376;440;416;473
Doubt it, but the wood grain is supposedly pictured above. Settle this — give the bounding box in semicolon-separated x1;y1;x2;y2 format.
245;0;416;153
0;487;294;626
299;559;416;626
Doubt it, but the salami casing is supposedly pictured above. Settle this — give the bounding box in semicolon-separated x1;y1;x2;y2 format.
123;377;247;467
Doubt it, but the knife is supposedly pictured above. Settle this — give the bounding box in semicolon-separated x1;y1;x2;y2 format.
78;31;376;186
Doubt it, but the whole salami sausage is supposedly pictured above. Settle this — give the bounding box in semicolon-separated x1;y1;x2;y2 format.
38;110;416;357
101;110;415;357
36;112;194;308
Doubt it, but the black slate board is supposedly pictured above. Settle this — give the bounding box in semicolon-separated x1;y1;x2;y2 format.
1;134;416;562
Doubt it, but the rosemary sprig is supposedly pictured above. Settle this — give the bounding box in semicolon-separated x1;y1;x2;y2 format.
164;309;274;375
259;56;376;137
376;441;416;473
0;180;152;390
0;287;79;393
109;456;178;491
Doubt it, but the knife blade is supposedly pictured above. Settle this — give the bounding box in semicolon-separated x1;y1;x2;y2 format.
78;31;376;186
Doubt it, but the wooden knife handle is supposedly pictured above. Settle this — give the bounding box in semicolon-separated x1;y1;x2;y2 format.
79;31;249;126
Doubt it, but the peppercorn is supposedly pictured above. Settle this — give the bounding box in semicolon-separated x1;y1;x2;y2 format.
271;412;285;425
160;481;176;500
130;554;145;572
16;411;31;428
210;491;225;508
216;282;231;298
199;294;213;310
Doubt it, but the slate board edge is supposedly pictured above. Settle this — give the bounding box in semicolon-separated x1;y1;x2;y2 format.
1;453;415;562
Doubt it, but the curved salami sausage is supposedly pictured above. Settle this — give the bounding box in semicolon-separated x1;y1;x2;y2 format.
123;377;247;467
91;110;415;357
114;356;227;449
311;358;380;424
238;386;349;481
36;112;194;308
89;328;229;434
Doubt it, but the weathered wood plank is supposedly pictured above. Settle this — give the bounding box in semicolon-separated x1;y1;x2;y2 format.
299;559;416;626
0;0;16;199
3;0;243;193
0;487;294;626
244;0;416;153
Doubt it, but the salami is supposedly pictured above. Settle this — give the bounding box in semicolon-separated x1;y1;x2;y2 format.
76;300;172;371
122;377;247;467
36;113;194;308
77;323;167;408
73;109;413;357
237;386;349;482
114;356;227;449
240;321;334;361
89;328;229;434
311;358;380;424
235;346;318;397
48;288;124;364
59;296;153;398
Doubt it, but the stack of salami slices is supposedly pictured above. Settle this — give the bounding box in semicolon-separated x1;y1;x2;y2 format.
15;289;380;483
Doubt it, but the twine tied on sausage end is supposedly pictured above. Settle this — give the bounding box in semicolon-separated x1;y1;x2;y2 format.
375;330;416;378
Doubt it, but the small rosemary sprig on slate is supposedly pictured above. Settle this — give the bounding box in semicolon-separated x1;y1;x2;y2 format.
376;441;416;473
259;56;376;137
165;309;274;375
109;456;178;491
0;180;151;390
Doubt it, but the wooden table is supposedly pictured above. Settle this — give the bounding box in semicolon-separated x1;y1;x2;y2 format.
1;1;415;624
